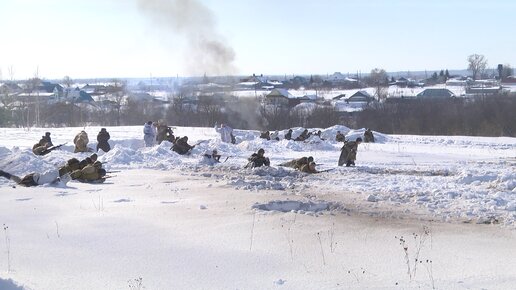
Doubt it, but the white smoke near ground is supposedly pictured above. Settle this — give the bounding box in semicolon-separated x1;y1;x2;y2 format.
137;0;237;76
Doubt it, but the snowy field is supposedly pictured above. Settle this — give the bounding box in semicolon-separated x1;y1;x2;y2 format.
0;125;515;289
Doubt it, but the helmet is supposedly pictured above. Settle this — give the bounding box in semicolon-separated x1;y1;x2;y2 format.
356;137;363;142
98;169;107;177
307;156;314;163
90;153;98;162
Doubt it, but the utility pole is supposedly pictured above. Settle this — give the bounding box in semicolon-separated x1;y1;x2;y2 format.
34;66;40;127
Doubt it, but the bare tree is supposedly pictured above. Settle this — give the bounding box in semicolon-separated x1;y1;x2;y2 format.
197;95;223;126
8;65;15;81
467;54;488;80
63;76;74;88
369;68;388;101
62;75;74;101
502;64;513;80
110;78;127;126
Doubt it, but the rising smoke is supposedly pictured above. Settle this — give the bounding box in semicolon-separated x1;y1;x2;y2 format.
137;0;237;76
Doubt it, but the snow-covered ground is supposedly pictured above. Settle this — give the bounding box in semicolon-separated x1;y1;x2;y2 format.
0;125;515;289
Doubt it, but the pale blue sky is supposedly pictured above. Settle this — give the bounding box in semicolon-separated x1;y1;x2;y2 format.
0;0;514;79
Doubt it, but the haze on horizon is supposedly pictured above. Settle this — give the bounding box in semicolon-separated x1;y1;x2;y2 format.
0;0;514;80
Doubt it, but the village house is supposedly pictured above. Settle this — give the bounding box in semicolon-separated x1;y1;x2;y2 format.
417;88;455;98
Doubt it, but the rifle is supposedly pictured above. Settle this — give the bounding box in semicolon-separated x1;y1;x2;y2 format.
106;170;121;174
223;155;236;163
244;160;254;169
317;168;335;173
41;143;67;156
194;139;209;146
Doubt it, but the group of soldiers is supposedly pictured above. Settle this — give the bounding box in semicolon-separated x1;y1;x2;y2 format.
148;123;375;171
1;129;114;187
143;120;203;155
2;125;377;188
143;120;176;147
0;153;107;187
259;129;324;142
260;130;280;141
71;128;112;153
256;128;374;170
32;128;112;157
244;149;319;173
292;129;323;141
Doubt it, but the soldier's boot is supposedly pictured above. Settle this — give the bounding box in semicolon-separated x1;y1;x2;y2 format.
346;160;353;167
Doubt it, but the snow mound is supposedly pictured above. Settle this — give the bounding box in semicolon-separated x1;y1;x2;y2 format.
102;142;183;169
0;147;60;176
252;166;296;178
252;200;338;213
321;125;351;140
457;171;498;185
346;128;389;143
229;178;286;191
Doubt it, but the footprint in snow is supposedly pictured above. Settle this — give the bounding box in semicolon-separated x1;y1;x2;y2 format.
15;197;32;202
274;279;286;285
55;192;77;197
113;198;132;203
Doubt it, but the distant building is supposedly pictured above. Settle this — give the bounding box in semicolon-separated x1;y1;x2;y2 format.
502;76;516;84
265;88;293;106
417;88;455;98
59;87;94;103
466;86;502;96
346;90;373;103
392;77;423;88
0;82;22;94
298;94;318;103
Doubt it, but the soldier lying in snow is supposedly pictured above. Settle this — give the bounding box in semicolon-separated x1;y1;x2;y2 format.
172;136;195;155
279;156;314;170
77;154;98;170
70;161;107;183
295;129;310;141
246;148;270;169
299;161;318;174
202;149;221;165
32;141;51;156
259;131;270;140
41;132;53;147
0;168;67;187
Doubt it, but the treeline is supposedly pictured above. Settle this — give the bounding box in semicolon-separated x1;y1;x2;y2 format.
0;95;514;137
356;95;516;137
